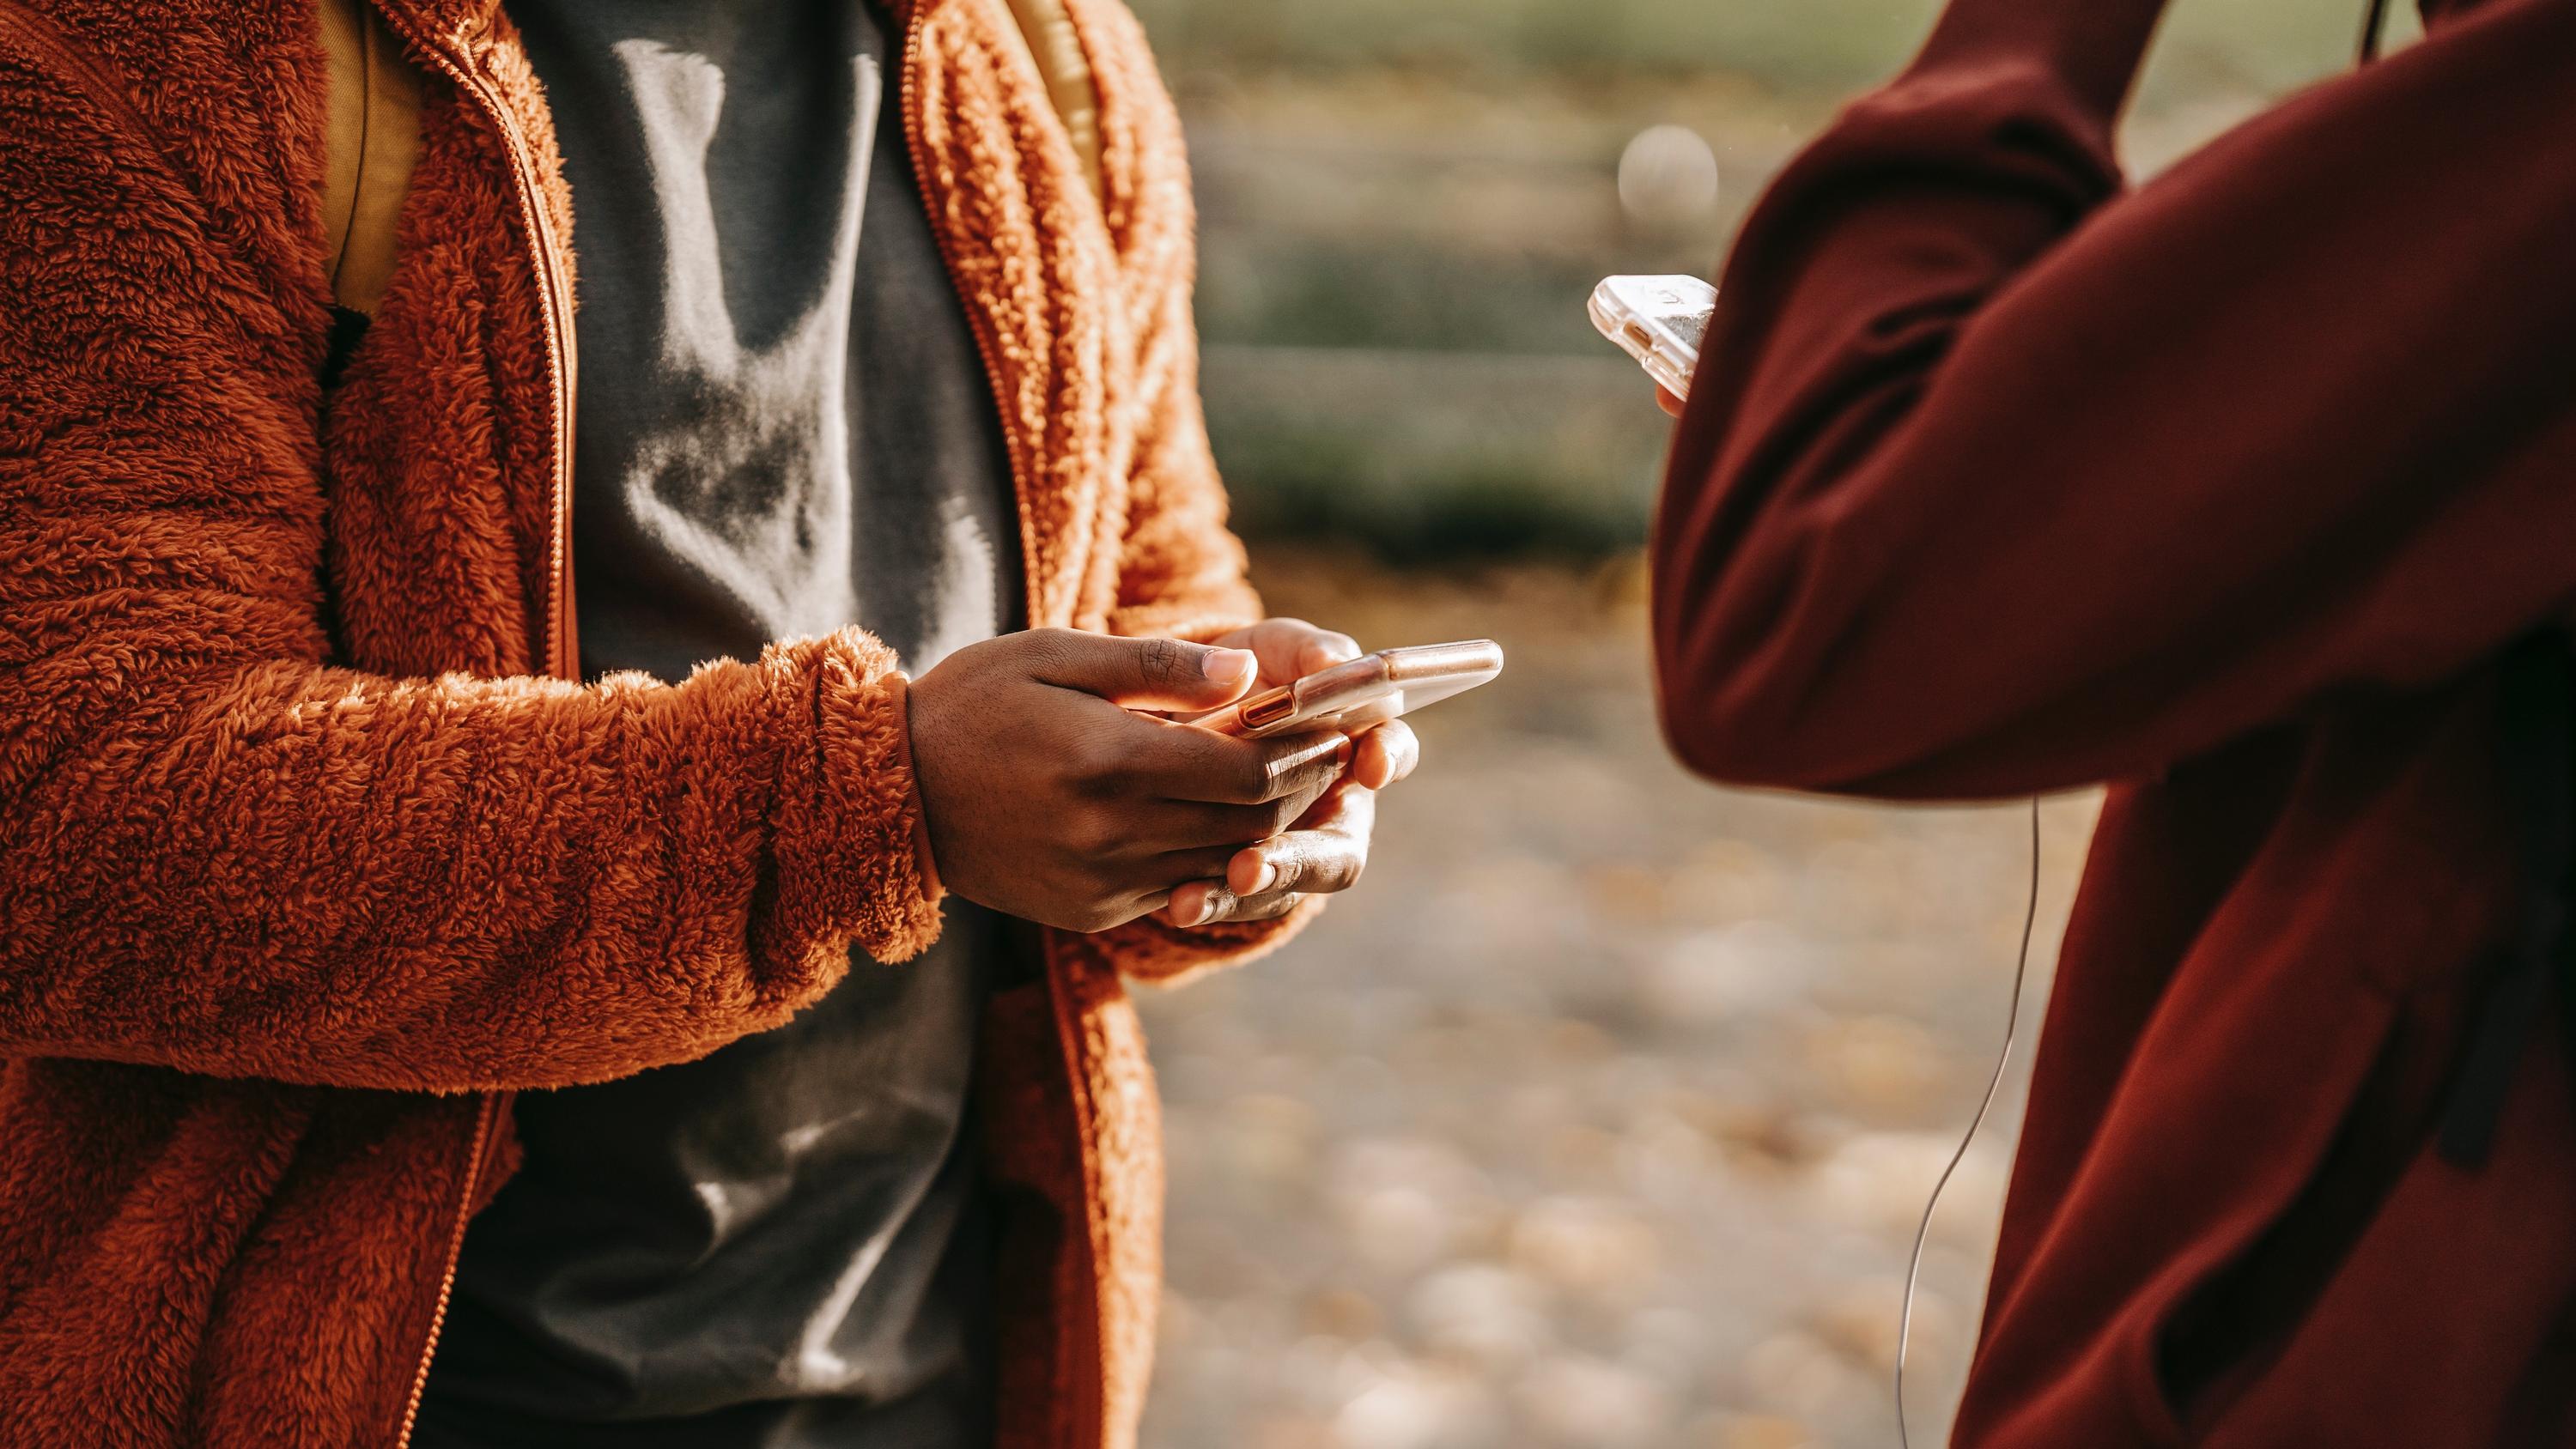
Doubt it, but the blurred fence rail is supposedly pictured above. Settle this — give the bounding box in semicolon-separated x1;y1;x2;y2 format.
1202;343;1664;559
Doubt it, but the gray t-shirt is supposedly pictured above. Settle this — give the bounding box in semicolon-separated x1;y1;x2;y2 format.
416;2;1019;1445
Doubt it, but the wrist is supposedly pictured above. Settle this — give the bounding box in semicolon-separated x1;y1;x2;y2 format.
895;675;946;904
908;791;945;900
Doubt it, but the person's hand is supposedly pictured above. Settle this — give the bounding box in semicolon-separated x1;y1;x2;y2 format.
1656;385;1686;418
1154;617;1424;928
1156;778;1382;927
1197;616;1420;791
907;629;1354;933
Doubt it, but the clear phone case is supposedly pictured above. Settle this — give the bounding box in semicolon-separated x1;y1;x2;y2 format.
1184;640;1506;738
1590;274;1716;401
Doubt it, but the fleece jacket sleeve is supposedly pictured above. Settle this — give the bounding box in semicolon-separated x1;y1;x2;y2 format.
1651;0;2576;800
0;35;941;1093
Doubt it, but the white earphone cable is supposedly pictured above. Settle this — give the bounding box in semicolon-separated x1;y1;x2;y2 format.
1895;797;2040;1449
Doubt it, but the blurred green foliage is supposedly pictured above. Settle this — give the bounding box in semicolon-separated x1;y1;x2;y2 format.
1142;0;2414;561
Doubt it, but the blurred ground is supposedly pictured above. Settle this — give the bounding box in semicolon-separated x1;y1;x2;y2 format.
1136;552;2099;1449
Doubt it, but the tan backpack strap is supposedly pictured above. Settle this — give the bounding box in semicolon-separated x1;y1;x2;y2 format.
999;0;1102;202
317;0;424;318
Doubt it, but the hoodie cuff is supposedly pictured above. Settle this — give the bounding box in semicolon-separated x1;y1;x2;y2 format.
764;630;946;973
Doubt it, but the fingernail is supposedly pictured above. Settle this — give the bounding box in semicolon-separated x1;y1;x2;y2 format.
1249;858;1279;894
1203;648;1256;683
1334;736;1354;770
1187;892;1226;927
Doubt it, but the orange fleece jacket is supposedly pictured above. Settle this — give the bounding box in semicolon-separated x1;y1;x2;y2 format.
0;0;1298;1444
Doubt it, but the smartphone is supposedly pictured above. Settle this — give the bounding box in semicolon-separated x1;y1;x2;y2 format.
1589;274;1716;401
1182;640;1505;738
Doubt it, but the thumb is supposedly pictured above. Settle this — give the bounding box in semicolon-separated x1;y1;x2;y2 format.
1029;629;1260;712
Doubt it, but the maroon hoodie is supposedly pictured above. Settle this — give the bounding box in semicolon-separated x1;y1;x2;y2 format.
1653;0;2576;1441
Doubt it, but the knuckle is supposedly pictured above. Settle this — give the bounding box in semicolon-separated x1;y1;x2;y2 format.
1275;763;1332;808
1227;749;1276;804
1022;627;1081;672
1321;851;1365;893
1072;756;1127;803
1244;891;1305;921
1055;852;1103;896
1075;876;1139;928
1064;809;1121;859
1137;634;1194;687
1063;728;1131;793
1249;849;1301;896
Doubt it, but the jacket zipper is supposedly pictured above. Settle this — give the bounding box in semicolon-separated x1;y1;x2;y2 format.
361;7;578;1446
367;2;580;682
11;3;562;1440
392;1093;496;1446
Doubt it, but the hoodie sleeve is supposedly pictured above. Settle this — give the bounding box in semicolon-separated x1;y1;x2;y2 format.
1651;0;2576;799
0;32;940;1093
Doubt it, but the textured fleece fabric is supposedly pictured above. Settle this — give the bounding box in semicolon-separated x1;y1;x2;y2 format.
0;1;1303;1446
419;0;1018;1441
1655;0;2576;1441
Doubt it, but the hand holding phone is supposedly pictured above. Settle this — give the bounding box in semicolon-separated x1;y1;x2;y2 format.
1152;633;1499;931
907;629;1364;934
